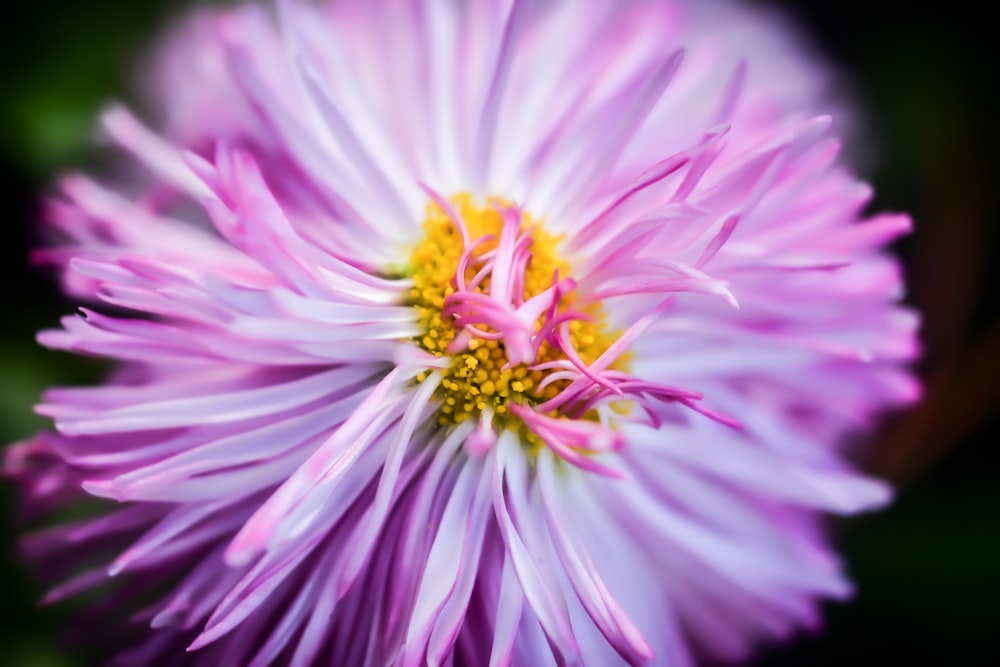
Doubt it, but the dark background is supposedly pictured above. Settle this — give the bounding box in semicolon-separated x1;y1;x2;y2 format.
1;1;996;665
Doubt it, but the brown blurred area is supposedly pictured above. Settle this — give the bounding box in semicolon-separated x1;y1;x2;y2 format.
761;0;1000;663
843;3;998;486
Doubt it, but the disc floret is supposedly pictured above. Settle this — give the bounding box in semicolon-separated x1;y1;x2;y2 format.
407;194;616;439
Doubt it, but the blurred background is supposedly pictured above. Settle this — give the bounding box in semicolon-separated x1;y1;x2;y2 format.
0;0;996;665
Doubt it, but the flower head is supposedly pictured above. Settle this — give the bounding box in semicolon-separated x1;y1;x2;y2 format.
7;0;919;665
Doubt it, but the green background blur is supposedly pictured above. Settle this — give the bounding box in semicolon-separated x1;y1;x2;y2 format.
1;1;996;665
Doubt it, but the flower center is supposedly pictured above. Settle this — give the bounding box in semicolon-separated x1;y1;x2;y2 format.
406;193;622;447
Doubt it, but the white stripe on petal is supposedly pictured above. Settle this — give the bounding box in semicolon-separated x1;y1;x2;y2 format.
537;454;653;665
48;366;376;435
491;434;580;662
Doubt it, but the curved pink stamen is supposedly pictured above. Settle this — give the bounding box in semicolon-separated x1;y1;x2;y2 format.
554;322;623;399
509;404;625;478
531;310;590;363
455;235;494;291
488;205;524;305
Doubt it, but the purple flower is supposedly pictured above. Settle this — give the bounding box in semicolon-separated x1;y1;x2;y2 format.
7;0;919;665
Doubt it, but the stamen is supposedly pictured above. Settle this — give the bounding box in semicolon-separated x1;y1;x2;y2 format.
405;193;733;470
406;194;619;445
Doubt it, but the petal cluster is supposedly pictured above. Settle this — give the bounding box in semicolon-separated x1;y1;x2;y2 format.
7;1;918;665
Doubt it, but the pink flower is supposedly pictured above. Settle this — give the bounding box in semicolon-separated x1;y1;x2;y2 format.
7;0;919;665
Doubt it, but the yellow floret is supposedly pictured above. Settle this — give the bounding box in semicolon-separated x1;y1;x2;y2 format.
405;193;624;442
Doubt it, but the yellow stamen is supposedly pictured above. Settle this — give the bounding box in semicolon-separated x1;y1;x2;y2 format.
406;193;626;446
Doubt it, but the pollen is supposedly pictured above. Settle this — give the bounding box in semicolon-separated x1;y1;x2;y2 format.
406;193;622;440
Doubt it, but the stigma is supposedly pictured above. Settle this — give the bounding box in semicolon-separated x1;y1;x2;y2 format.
407;194;619;438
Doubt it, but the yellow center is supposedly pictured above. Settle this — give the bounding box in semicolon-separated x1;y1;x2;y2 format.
406;193;621;441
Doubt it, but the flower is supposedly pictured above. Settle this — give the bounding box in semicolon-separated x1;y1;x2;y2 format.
6;0;919;665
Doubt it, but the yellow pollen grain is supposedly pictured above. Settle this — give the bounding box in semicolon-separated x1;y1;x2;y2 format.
406;193;623;444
